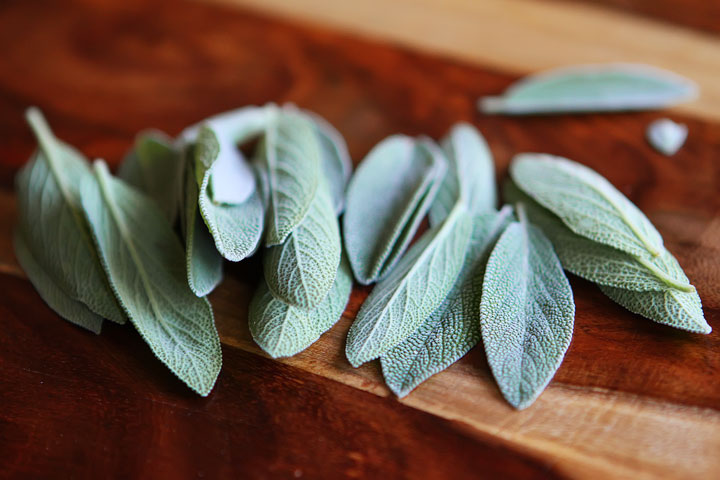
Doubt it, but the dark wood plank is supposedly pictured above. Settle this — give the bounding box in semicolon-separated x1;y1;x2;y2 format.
552;0;720;35
0;273;562;480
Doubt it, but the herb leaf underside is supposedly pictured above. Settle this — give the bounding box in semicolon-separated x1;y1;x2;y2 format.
480;210;575;409
195;127;265;262
81;161;222;396
250;255;353;358
381;206;513;396
346;203;472;367
263;175;341;309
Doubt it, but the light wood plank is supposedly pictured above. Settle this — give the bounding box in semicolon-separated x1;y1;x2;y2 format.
205;0;720;121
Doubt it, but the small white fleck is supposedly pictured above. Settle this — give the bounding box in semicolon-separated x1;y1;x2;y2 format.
646;118;688;156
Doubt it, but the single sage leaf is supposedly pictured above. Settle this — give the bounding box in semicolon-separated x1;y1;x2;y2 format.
343;136;447;284
511;153;665;260
13;230;103;334
504;181;694;293
480;206;575;409
346;203;472;367
180;106;268;204
195;127;265;262
250;255;353;358
263;176;341;309
429;123;496;226
17;108;125;324
289;106;352;214
118;131;184;223
480;63;697;115
381;206;513;397
646;118;688;156
80;161;222;396
599;284;710;334
183;155;223;297
259;107;321;246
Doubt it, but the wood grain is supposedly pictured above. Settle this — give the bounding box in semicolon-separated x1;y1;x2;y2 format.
1;0;719;478
208;0;720;121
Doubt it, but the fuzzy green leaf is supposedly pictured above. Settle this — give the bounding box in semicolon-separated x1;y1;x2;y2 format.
511;154;666;259
194;127;265;262
181;106;268;205
80;161;222;396
346;203;472;367
504;181;693;292
430;123;496;226
480;208;575;409
259;108;321;245
381;206;513;396
480;63;697;114
250;256;352;358
599;285;710;334
183;156;223;297
13;230;103;334
16;108;125;324
118;131;184;223
343;136;446;284
263;176;341;309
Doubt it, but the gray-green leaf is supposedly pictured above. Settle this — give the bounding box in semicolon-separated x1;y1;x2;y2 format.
343;136;446;284
511;154;665;259
80;161;222;396
180;106;268;204
263;175;341;309
504;181;694;293
118;131;184;223
346;203;472;367
599;285;710;334
480;208;575;409
195;127;265;262
16;108;125;324
480;63;697;115
381;206;513;397
429;123;496;226
250;256;353;358
260;107;321;245
183;155;223;297
13;230;103;334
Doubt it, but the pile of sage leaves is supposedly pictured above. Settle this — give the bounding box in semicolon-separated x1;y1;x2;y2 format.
15;95;710;408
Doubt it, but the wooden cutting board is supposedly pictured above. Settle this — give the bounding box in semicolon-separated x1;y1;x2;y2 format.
0;0;718;478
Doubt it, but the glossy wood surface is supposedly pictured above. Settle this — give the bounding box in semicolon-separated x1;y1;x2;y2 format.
0;0;718;478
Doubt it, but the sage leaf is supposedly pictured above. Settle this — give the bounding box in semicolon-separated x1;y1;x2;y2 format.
180;106;268;204
346;203;472;367
511;153;665;260
504;181;694;293
599;285;710;334
646;118;687;156
118;131;184;223
505;182;710;333
183;156;223;297
343;136;446;284
250;256;352;358
381;206;513;397
429;123;496;226
80;161;222;396
259;107;321;245
480;63;697;115
283;105;352;214
13;230;103;334
195;127;265;262
17;108;125;324
480;205;575;409
263;175;341;309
